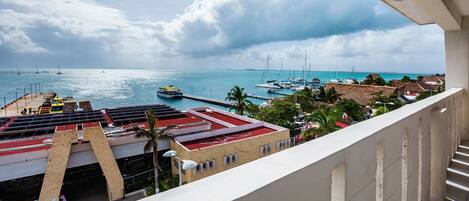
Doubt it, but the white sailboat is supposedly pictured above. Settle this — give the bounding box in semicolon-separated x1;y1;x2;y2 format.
344;66;357;84
256;54;281;89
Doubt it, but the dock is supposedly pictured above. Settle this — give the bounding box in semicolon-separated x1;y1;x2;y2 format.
0;92;53;117
267;90;291;96
247;94;274;101
182;94;234;107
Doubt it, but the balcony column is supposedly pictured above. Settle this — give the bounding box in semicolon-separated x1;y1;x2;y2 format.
445;17;469;140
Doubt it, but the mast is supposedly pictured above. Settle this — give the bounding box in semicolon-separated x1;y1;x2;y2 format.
35;65;39;74
260;53;270;83
304;50;307;86
57;65;63;75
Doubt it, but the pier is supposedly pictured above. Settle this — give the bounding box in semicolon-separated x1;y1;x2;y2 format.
1;93;53;117
182;94;234;108
246;94;275;101
267;90;291;96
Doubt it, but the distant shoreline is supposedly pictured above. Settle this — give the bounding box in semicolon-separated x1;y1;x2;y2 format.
0;68;436;75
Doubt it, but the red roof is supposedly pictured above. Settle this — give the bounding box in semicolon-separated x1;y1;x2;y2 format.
122;114;226;131
181;127;275;150
200;111;249;126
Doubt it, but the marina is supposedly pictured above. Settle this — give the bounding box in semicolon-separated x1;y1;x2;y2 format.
0;69;422;111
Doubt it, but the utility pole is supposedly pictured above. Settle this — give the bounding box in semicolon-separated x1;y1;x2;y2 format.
23;88;27;107
3;96;6;118
15;91;18;113
30;83;33;101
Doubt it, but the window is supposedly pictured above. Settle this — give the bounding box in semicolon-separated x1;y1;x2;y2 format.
224;154;237;166
260;144;272;155
209;160;215;169
205;161;210;170
198;162;204;173
277;139;291;151
224;155;231;165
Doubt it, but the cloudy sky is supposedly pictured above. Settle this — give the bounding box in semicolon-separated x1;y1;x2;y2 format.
0;0;445;73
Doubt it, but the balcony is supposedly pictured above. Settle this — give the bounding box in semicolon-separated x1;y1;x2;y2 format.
142;88;464;201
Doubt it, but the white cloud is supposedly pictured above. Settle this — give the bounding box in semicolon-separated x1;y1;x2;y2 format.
0;27;47;53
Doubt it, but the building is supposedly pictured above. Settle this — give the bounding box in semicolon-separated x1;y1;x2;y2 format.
422;75;445;86
325;83;397;105
398;81;432;101
0;104;289;200
144;1;469;201
169;107;290;183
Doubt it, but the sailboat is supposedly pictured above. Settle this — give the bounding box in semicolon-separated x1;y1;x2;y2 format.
256;54;281;89
35;65;40;74
57;65;63;75
16;67;21;75
344;66;357;84
330;64;342;83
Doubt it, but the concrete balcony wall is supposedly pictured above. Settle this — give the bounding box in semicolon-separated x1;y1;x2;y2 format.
142;88;464;201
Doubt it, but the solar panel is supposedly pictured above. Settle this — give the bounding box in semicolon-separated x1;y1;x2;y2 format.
0;104;179;139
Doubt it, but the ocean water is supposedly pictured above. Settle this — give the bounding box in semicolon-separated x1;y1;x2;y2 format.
0;69;424;111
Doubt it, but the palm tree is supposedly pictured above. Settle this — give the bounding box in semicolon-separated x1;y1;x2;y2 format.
225;86;252;115
302;107;341;140
127;111;174;194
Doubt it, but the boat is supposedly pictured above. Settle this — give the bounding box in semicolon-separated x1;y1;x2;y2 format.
256;54;283;89
35;65;40;74
57;65;63;75
49;98;64;114
157;85;183;99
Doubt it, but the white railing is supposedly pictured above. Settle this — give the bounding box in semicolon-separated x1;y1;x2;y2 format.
141;88;464;201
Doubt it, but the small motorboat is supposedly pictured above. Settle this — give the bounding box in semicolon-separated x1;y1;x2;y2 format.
157;85;183;99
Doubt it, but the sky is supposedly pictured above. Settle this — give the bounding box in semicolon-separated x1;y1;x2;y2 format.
0;0;445;73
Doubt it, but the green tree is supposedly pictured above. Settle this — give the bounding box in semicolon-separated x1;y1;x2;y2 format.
362;74;386;86
285;88;315;113
370;91;402;111
127;111;174;193
302;107;341;140
374;106;390;116
255;101;299;130
245;102;261;118
225;86;252;115
315;87;341;104
333;99;364;121
416;91;432;101
401;75;412;83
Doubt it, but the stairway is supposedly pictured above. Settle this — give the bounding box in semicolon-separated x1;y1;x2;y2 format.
83;122;124;201
446;143;469;201
39;125;78;201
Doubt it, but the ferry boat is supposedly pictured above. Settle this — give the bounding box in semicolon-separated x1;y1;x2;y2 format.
157;85;183;99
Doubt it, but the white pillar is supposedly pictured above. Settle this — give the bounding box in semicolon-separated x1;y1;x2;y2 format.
445;17;469;140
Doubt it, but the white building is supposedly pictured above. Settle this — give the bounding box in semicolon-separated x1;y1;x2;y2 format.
142;1;469;201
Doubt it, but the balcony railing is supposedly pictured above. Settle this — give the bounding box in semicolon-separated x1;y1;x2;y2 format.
141;88;464;201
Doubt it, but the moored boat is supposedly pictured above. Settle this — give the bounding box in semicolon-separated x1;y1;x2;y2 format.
157;85;183;99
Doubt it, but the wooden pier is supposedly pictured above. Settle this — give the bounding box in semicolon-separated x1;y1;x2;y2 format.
182;94;234;107
246;94;274;101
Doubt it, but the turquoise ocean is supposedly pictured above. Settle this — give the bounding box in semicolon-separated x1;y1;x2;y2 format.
0;69;424;111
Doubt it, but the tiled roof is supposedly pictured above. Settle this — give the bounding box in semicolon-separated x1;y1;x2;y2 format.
325;83;397;106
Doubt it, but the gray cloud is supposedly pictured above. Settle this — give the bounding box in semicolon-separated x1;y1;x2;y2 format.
0;0;444;73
